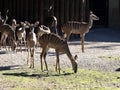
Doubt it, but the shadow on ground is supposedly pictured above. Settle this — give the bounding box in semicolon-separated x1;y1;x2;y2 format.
0;65;20;71
0;51;7;54
116;68;120;72
2;71;73;78
69;28;120;42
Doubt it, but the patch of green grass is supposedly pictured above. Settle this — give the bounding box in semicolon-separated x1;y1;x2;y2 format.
0;65;120;90
99;56;120;60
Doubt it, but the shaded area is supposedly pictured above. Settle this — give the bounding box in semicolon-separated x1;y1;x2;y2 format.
36;51;64;56
16;48;27;52
0;65;20;71
0;50;17;54
86;28;120;42
116;68;120;72
88;44;120;50
2;71;73;78
0;51;7;54
69;28;120;42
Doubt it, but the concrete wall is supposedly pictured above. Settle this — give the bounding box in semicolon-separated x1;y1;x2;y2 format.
109;0;120;28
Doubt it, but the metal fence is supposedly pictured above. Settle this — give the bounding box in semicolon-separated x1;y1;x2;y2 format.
0;0;90;25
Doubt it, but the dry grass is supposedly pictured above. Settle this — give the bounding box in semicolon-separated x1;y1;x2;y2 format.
0;65;120;90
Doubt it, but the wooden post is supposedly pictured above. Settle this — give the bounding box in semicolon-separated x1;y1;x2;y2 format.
85;0;90;22
81;0;85;22
40;0;43;24
81;0;89;22
66;0;70;22
60;0;64;23
33;0;39;21
71;0;75;21
25;0;29;21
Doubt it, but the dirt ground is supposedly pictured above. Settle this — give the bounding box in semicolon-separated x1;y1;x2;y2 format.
0;28;120;72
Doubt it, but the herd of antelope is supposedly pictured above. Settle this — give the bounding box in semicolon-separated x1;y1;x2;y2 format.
0;10;99;74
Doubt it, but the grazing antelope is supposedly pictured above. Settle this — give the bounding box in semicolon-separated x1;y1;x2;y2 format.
16;22;27;52
62;11;99;52
27;26;37;68
39;33;78;74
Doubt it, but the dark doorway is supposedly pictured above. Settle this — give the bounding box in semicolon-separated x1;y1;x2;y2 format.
90;0;109;27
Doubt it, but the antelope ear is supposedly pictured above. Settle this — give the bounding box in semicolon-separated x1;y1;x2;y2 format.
90;10;93;14
74;55;78;60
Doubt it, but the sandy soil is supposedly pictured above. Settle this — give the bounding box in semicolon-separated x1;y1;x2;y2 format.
0;28;120;72
0;40;120;72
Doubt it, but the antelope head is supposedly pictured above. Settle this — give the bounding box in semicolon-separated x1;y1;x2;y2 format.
34;21;40;27
72;55;78;73
90;11;99;20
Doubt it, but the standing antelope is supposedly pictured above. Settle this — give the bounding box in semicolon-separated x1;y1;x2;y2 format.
0;9;9;26
11;19;20;30
46;16;58;34
45;3;58;35
27;27;37;68
39;33;78;74
62;11;99;52
0;24;17;51
0;10;17;51
16;22;27;52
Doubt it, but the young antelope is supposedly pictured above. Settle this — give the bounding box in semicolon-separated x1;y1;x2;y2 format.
27;27;37;68
39;33;78;74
